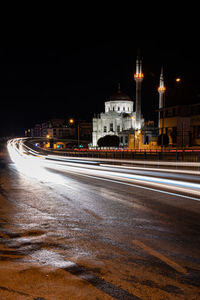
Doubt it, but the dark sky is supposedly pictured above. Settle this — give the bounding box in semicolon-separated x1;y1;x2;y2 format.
1;37;200;136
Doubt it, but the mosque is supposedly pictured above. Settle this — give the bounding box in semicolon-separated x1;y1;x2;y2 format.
92;56;155;148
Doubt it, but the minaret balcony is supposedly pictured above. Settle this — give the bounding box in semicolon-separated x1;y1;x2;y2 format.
158;86;166;92
134;73;144;79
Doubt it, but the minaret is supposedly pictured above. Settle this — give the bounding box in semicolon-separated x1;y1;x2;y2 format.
134;55;144;129
158;67;166;129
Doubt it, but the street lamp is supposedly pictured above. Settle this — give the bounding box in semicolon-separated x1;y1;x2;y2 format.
69;118;74;125
68;118;80;147
46;134;53;148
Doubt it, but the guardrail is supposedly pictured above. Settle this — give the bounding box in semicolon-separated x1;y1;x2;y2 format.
37;148;200;163
22;139;200;163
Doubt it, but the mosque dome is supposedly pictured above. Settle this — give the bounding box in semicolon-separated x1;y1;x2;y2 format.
108;84;132;101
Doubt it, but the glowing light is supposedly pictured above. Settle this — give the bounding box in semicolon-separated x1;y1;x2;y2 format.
46;134;50;139
176;78;181;82
69;118;74;124
158;86;166;92
7;139;65;184
134;73;144;79
7;139;200;202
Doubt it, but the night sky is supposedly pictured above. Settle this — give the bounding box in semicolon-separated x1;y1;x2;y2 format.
1;37;200;137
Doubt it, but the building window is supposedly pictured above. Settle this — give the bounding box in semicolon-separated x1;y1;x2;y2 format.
125;136;128;144
104;126;107;132
118;107;120;111
120;136;123;143
110;123;113;131
123;107;125;111
117;125;120;132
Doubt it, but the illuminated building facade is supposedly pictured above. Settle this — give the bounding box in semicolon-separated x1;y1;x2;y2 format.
92;84;144;147
92;56;145;147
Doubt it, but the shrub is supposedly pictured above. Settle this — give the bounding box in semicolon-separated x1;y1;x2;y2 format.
97;135;120;147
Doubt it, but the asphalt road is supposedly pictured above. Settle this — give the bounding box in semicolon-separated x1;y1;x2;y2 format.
0;140;200;299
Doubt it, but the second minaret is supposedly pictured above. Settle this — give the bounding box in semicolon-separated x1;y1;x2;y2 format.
134;56;143;129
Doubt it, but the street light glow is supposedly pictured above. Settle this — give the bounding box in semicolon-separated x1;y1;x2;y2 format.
69;118;74;124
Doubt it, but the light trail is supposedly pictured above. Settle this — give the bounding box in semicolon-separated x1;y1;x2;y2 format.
7;138;200;201
46;153;200;168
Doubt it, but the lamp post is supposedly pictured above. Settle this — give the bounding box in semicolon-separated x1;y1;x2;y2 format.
46;134;53;148
158;68;166;152
68;118;80;148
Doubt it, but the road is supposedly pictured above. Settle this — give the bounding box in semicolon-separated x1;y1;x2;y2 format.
0;138;200;299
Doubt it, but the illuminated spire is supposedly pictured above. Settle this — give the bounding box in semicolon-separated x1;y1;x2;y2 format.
134;54;143;130
158;67;166;93
158;67;166;120
134;54;144;80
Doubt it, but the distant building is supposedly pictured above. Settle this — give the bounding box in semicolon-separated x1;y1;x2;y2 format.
28;118;92;147
42;119;75;139
78;120;92;140
158;102;200;147
30;124;42;137
157;68;200;147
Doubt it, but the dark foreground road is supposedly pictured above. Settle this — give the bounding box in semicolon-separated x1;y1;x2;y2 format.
0;142;200;299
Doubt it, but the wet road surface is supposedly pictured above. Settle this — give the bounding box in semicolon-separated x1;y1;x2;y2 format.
0;140;200;299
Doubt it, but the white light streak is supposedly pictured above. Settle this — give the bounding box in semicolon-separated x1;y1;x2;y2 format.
7;139;200;202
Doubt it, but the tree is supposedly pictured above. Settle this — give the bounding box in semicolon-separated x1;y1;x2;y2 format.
97;135;120;147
